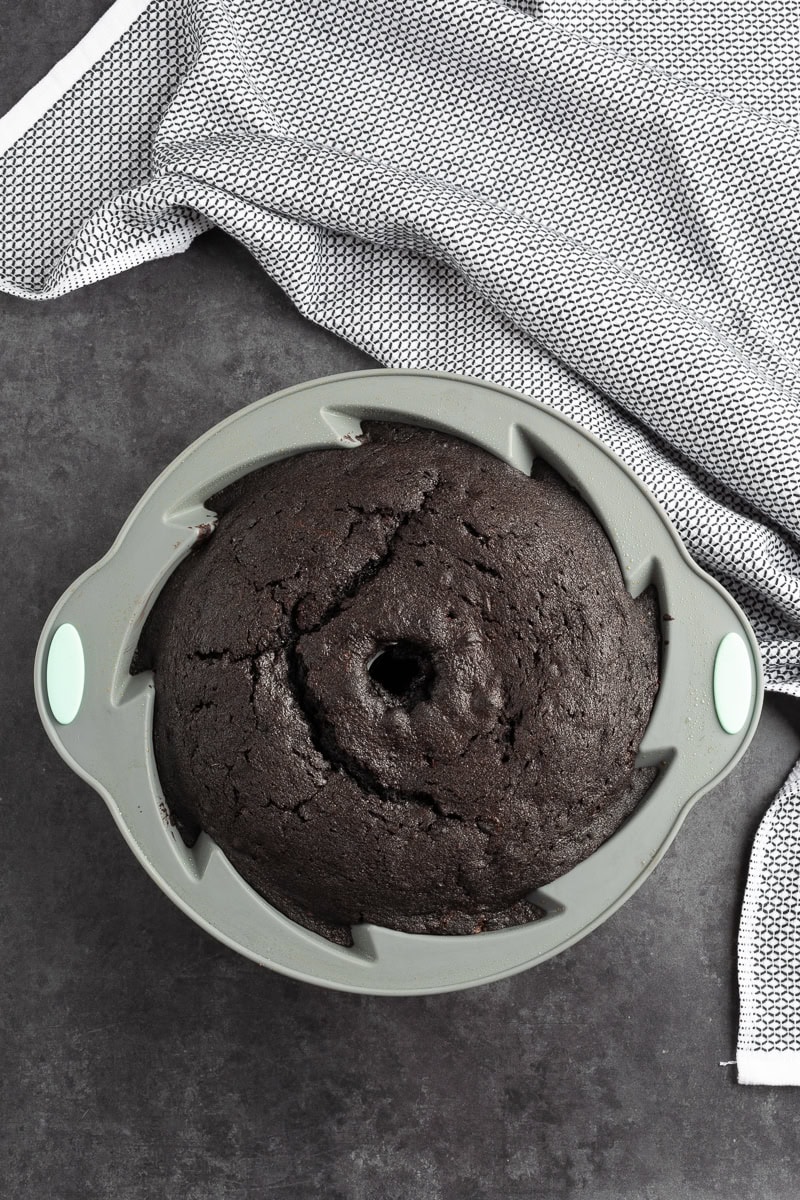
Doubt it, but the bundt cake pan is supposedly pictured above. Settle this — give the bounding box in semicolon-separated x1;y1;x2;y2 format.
35;370;762;995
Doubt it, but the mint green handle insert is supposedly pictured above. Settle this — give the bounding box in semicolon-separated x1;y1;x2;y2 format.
713;631;754;735
46;623;85;725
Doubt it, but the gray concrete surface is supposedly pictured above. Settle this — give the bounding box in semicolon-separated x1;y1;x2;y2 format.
2;8;800;1198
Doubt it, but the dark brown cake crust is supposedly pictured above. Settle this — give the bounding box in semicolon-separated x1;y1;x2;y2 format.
136;423;660;944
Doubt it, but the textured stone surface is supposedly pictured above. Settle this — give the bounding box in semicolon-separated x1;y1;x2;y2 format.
2;9;800;1198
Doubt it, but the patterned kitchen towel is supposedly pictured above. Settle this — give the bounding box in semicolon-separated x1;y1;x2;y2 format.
1;0;798;1082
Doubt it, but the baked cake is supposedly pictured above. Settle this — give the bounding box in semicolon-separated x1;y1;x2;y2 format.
135;422;660;944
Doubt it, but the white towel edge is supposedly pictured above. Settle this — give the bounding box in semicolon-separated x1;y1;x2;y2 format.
0;222;206;300
737;1050;800;1086
0;0;154;155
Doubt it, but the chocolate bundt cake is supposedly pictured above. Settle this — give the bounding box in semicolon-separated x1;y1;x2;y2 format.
135;422;660;945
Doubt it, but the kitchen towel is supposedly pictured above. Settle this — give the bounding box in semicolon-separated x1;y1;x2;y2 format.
1;0;798;1083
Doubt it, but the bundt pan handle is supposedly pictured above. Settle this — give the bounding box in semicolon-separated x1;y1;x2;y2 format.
34;370;763;995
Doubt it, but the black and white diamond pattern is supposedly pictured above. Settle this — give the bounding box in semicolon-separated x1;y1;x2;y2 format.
1;0;799;1078
739;763;800;1061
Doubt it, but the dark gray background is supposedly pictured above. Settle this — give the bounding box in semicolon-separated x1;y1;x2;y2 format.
2;5;799;1197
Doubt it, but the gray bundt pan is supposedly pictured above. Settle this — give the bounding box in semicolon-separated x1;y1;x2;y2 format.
35;370;762;994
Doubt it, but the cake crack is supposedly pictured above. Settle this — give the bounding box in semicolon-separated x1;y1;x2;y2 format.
280;473;464;823
300;471;442;638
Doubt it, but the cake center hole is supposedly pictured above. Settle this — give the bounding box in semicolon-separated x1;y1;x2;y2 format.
368;641;434;702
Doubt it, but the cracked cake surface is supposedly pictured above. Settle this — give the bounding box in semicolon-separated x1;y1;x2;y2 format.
135;422;660;945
